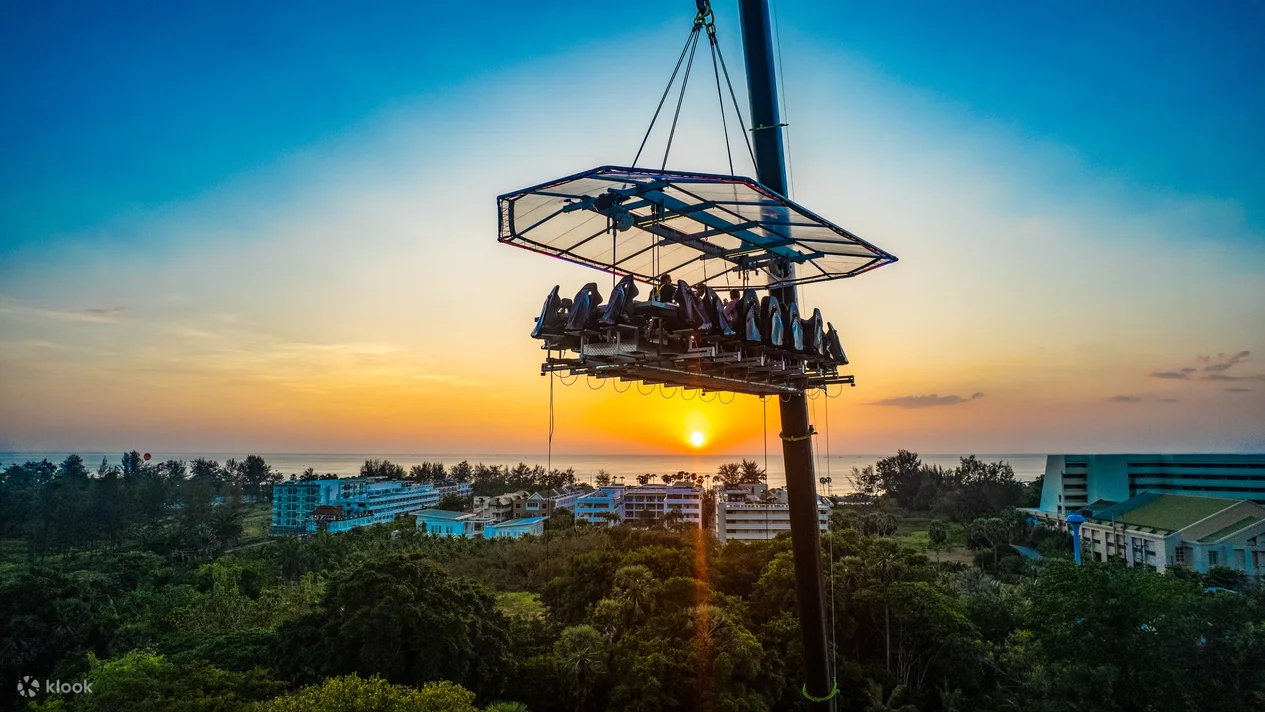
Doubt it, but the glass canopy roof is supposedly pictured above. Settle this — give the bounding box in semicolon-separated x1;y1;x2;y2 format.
498;166;896;288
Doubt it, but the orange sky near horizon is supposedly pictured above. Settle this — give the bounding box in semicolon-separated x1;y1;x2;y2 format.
1;31;1262;455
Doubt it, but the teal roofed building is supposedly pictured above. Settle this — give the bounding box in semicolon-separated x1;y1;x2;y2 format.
1032;491;1265;578
1027;454;1265;579
1036;454;1265;517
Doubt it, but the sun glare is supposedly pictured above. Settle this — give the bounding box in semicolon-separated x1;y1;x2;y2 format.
689;431;706;448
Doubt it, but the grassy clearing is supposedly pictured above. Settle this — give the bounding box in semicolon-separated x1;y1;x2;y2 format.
0;539;27;575
496;591;544;620
240;503;272;544
889;511;971;558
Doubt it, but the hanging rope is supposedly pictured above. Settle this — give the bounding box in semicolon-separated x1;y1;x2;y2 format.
637;382;656;396
586;374;605;390
779;426;816;442
612;380;632;394
559;373;578;386
761;395;768;475
823;385;837;685
719;391;735;405
801;680;839;703
547;370;555;474
823;388;833;486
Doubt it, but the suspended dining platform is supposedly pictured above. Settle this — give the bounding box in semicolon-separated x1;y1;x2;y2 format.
499;166;897;396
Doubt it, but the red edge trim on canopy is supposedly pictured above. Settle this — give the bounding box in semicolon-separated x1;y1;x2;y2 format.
497;165;897;289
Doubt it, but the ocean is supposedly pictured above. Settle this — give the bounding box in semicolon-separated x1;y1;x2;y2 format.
0;452;1048;492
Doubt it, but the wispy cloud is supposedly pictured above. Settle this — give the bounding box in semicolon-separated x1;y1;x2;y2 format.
83;306;126;316
1205;373;1265;382
0;300;126;324
1224;387;1251;394
867;392;984;408
1200;350;1251;373
1150;351;1264;383
1109;394;1178;403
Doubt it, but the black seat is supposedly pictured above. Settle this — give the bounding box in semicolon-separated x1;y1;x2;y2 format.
700;286;735;337
825;322;848;365
565;283;604;331
600;274;639;327
674;280;712;332
531;285;571;338
800;307;825;357
783;301;804;352
741;289;761;343
760;295;784;347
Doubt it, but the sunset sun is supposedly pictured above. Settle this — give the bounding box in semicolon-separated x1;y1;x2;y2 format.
689;431;706;448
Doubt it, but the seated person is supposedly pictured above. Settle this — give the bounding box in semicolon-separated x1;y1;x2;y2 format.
674;279;713;331
722;289;742;328
699;285;735;336
824;322;848;365
599;274;639;326
565;283;604;331
783;301;804;352
651;273;677;303
531;285;571;338
760;295;784;347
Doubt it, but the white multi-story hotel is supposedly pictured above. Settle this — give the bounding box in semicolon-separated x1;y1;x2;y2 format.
575;486;626;525
622;482;705;526
272;478;444;534
714;483;830;543
1058;493;1265;578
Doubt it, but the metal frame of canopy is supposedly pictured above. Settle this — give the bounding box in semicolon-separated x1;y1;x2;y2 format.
498;165;897;289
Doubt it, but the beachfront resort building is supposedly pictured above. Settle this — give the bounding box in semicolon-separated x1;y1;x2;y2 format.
575;486;626;526
474;491;529;523
714;483;831;543
622;482;706;526
1025;454;1265;579
1037;454;1265;517
416;509;483;537
513;486;589;519
272;477;450;534
1057;493;1265;578
416;509;548;539
485;517;549;538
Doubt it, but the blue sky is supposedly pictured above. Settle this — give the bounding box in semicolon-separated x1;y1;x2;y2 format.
3;0;1262;248
1;1;1262;454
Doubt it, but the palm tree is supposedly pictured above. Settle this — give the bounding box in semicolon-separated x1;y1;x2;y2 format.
864;680;918;712
613;565;656;620
553;625;607;712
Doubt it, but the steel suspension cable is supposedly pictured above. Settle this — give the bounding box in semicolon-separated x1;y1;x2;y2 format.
707;27;734;175
632;24;702;168
712;35;759;172
662;27;703;169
